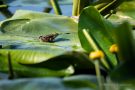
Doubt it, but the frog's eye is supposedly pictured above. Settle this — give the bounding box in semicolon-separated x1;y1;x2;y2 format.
39;36;42;39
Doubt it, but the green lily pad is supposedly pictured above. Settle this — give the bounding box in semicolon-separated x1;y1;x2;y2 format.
0;10;81;51
0;10;96;77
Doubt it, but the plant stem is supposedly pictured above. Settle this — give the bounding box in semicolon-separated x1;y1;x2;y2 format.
82;29;99;51
78;0;91;15
77;0;81;16
94;60;104;90
83;29;110;69
109;44;119;65
98;0;124;16
72;0;79;16
50;0;62;15
0;4;7;8
43;7;52;13
0;5;13;18
114;52;120;64
0;45;2;49
72;0;90;16
7;52;14;79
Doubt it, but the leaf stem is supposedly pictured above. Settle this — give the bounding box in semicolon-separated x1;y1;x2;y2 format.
0;45;2;49
78;0;91;15
98;0;124;16
7;52;14;79
0;4;7;8
72;0;90;16
0;5;13;18
109;44;119;64
82;29;99;51
83;29;110;69
114;53;119;64
72;0;79;16
50;0;62;15
94;60;104;90
43;7;52;13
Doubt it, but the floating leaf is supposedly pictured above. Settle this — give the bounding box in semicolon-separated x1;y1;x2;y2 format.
0;10;82;51
0;10;96;77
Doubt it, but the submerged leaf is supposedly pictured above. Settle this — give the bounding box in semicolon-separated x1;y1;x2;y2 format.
0;75;97;90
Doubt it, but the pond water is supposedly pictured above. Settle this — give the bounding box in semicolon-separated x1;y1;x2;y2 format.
0;4;72;21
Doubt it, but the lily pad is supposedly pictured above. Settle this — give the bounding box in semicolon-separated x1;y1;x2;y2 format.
0;10;81;51
0;10;96;77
